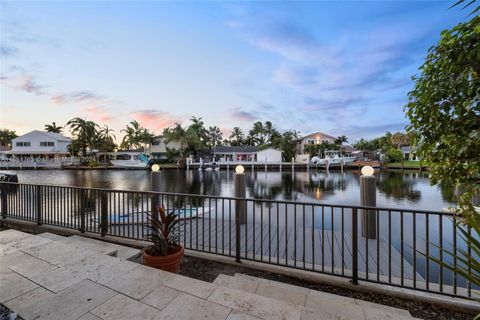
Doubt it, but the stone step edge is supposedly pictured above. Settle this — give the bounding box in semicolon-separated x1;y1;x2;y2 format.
226;273;414;318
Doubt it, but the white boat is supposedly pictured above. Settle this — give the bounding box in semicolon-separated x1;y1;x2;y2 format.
311;150;356;167
110;152;150;169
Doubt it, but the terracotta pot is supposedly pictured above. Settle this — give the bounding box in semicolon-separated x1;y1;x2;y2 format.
143;245;184;273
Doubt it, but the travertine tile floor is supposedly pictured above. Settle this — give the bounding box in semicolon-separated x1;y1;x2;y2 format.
0;230;421;320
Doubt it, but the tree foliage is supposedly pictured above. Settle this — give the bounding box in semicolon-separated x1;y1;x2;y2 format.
0;129;17;147
404;16;480;214
120;120;154;151
44;122;63;133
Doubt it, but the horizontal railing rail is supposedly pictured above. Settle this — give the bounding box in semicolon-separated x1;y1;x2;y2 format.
0;181;476;300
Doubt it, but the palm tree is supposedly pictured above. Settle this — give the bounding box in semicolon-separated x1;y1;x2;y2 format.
0;129;17;147
98;125;116;152
229;127;244;146
188;116;207;146
66;117;99;155
207;126;223;148
249;121;265;145
120;120;153;151
44;122;63;133
334;135;349;156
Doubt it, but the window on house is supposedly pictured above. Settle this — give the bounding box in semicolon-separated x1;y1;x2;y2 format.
40;142;54;147
307;139;315;145
152;141;160;146
16;142;31;147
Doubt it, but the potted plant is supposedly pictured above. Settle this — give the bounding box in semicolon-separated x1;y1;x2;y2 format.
143;206;184;273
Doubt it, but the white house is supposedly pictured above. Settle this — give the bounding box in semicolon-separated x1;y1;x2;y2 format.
257;148;282;163
298;132;337;154
7;130;71;159
212;146;282;163
150;135;182;160
401;146;418;161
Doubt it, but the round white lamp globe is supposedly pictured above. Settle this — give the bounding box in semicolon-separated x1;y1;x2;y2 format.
235;165;245;174
361;166;374;176
151;164;160;172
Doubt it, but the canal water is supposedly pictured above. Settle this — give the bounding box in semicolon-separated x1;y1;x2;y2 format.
2;168;456;211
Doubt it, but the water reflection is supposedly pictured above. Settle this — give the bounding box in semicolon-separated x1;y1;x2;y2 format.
376;171;422;202
5;168;456;211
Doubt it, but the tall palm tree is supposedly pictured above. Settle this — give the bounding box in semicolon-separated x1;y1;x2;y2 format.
44;122;63;133
207;126;223;147
335;135;349;156
229;127;244;146
66;117;99;155
97;125;116;152
249;121;265;145
188;116;207;146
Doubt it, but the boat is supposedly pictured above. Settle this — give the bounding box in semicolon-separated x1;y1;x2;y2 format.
198;160;219;171
310;150;356;167
110;152;150;169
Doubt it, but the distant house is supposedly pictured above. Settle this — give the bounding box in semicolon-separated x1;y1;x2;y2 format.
298;132;337;154
212;146;282;163
4;130;71;159
150;135;182;160
401;146;418;161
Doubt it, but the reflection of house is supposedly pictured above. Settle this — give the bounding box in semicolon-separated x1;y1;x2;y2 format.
213;146;282;162
150;135;182;160
3;131;71;159
401;146;418;160
298;132;336;154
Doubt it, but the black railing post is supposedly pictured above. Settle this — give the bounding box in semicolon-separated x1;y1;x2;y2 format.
100;191;108;236
351;207;359;285
79;189;86;233
1;183;7;219
36;185;42;225
235;203;241;263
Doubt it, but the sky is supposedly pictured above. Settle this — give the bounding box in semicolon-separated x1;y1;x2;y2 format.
0;1;470;142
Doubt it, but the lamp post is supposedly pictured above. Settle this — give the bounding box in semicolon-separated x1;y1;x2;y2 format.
234;165;246;262
151;164;161;217
360;166;377;239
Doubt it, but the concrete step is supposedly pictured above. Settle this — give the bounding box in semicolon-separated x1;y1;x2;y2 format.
213;273;417;320
56;235;141;260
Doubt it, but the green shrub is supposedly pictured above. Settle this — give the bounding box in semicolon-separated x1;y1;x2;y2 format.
386;148;403;163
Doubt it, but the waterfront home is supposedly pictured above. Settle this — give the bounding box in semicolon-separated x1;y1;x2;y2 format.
150;135;182;161
298;131;337;154
212;146;282;162
401;146;418;160
1;130;71;160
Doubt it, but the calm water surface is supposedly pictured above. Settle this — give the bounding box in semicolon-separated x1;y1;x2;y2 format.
3;168;456;211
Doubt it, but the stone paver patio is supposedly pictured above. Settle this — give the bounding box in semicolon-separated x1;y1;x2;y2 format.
0;229;421;320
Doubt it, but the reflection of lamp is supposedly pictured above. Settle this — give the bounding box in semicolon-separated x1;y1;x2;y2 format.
235;165;245;174
151;164;160;172
361;165;374;176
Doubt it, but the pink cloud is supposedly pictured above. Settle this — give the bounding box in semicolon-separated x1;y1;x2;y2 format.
83;105;116;123
130;110;185;133
51;91;105;105
0;74;44;95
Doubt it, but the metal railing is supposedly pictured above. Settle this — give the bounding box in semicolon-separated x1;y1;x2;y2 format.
0;181;477;299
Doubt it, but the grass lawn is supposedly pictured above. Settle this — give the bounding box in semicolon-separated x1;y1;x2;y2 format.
386;161;428;169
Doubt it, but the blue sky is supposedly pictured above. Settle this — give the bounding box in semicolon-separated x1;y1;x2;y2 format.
0;1;469;142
